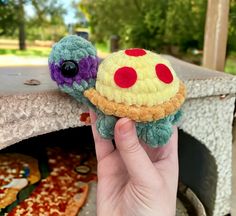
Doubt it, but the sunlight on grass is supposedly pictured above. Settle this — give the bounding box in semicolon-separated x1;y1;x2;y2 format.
95;42;110;58
95;42;109;53
0;48;51;57
0;45;235;74
225;57;236;75
0;44;109;59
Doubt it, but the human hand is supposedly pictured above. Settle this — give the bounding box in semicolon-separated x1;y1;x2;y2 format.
90;111;179;216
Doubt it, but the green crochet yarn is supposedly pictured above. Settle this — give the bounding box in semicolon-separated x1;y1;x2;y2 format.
96;114;118;139
48;35;96;64
168;109;182;125
48;35;185;148
59;79;97;111
60;77;181;146
96;110;182;147
136;116;173;147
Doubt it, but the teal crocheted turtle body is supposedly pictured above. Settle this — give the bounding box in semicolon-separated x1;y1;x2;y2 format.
48;35;185;148
96;110;182;147
59;78;182;147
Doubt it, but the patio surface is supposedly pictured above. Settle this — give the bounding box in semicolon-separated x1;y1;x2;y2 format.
0;56;48;67
232;125;236;216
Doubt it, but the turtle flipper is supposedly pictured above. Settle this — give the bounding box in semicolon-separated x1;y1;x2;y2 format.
95;110;182;146
96;113;118;139
136;118;173;147
166;110;182;125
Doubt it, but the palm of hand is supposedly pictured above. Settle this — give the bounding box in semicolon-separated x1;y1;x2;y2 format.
90;111;178;216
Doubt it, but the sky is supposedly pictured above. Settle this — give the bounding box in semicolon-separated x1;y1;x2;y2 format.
25;0;80;25
62;0;80;24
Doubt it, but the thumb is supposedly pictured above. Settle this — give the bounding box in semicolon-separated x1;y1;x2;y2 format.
114;118;157;183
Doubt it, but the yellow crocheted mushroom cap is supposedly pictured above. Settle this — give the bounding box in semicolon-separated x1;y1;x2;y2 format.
84;48;186;122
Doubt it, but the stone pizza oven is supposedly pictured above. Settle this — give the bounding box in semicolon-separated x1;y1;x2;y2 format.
0;56;236;216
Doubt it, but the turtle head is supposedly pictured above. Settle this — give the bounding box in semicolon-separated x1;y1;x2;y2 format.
48;35;98;103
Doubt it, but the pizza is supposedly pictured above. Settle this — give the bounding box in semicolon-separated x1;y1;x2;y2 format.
0;153;41;209
7;148;97;216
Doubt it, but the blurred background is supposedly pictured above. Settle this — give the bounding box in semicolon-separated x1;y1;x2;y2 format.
0;0;235;74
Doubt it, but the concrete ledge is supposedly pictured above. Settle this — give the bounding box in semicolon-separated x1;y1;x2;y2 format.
0;56;236;216
0;66;88;150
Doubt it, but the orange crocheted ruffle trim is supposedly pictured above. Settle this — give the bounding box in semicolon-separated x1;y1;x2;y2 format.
84;81;186;122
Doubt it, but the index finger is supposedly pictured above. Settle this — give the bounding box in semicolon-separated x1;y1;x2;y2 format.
90;110;114;162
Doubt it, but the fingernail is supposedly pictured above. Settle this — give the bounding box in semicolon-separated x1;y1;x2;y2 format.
118;119;134;136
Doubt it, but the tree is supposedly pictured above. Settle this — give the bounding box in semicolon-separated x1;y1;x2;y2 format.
79;0;207;52
19;0;26;50
0;0;66;50
28;0;66;41
165;0;207;51
0;0;28;50
0;0;18;36
228;0;236;52
79;0;146;43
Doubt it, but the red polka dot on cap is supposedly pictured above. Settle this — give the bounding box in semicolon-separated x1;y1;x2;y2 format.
114;66;137;88
125;48;147;57
155;64;173;84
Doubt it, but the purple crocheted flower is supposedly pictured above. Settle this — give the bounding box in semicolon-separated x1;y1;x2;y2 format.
49;56;99;86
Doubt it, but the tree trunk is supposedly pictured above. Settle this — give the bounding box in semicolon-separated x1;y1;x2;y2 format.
110;35;119;53
19;0;26;50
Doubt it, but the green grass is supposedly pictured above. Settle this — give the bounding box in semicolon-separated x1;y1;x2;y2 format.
0;44;109;58
0;45;235;75
95;42;109;53
225;57;236;75
0;48;50;57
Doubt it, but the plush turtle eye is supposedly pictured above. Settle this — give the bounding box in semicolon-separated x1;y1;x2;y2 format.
61;60;78;78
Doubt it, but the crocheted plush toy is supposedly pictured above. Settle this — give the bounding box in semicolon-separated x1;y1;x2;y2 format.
48;35;186;147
